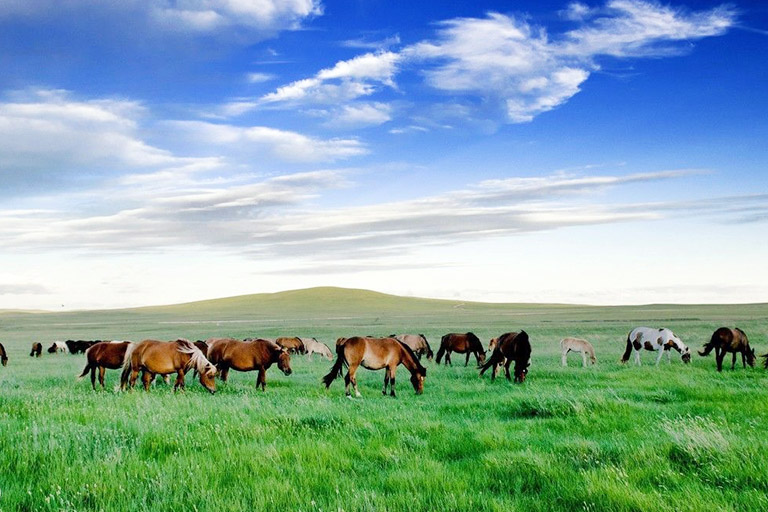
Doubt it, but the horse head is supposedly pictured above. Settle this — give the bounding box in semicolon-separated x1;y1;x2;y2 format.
681;347;692;364
747;347;756;367
278;349;292;376
410;368;426;394
199;363;217;394
514;357;531;383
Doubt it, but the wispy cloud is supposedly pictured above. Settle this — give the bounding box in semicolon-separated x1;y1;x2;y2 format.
254;0;736;125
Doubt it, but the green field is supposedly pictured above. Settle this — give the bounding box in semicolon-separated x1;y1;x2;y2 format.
1;287;767;511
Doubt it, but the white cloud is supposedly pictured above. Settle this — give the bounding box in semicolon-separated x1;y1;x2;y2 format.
324;103;392;128
165;120;368;162
246;72;276;83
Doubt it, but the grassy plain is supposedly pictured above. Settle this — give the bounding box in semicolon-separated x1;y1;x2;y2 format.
1;287;767;511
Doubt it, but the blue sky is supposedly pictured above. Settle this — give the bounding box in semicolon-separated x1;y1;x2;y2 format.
1;0;767;310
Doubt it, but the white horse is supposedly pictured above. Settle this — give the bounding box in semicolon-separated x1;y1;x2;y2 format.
302;337;333;361
560;337;596;367
621;327;691;365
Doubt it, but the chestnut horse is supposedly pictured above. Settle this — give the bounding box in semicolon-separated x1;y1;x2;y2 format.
699;327;755;371
30;342;42;357
78;341;131;390
206;338;292;391
390;334;434;361
275;336;306;354
480;331;531;383
0;342;7;367
322;336;427;397
120;339;216;393
435;332;486;366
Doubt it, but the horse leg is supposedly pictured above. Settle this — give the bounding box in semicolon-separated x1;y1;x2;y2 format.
491;362;498;381
715;348;725;372
634;349;641;366
504;360;512;381
655;348;664;366
174;370;185;392
129;369;140;390
220;366;230;382
258;368;266;391
344;370;352;397
731;352;737;370
142;371;153;392
389;367;396;398
465;352;470;367
98;366;106;389
349;365;361;397
581;351;588;368
445;351;452;366
382;372;389;395
742;351;747;368
562;349;568;367
90;366;97;390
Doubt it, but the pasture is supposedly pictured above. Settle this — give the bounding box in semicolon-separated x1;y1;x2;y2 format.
1;287;767;511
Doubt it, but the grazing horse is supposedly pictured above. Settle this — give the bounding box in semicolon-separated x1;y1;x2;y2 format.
435;332;486;366
323;336;427;397
206;338;292;390
620;327;691;365
48;341;68;354
480;331;531;383
302;337;333;361
66;339;98;354
0;342;7;367
120;339;216;393
30;342;42;357
275;336;306;354
699;327;755;371
560;337;597;367
78;341;132;390
390;334;434;361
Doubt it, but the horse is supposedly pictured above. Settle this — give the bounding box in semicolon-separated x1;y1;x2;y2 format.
47;341;68;353
206;338;292;391
66;339;98;354
0;342;7;367
390;334;434;361
302;337;333;361
620;327;691;366
479;331;531;383
435;332;486;366
30;342;42;357
322;336;427;397
275;336;306;354
78;341;132;390
699;327;755;371
120;339;216;393
560;337;597;367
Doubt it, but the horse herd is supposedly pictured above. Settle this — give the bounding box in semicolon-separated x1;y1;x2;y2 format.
0;326;765;397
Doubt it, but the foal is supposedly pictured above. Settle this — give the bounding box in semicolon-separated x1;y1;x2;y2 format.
560;337;597;367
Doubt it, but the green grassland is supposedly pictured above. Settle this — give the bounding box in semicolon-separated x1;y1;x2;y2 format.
1;287;767;511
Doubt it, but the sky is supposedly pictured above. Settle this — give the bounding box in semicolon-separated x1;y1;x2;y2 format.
1;0;767;310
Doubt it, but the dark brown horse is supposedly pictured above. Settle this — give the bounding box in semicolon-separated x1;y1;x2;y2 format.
323;336;427;397
78;341;132;390
435;332;486;366
390;334;434;361
66;339;99;354
206;338;292;390
480;331;531;383
30;342;42;357
120;339;216;393
699;327;755;371
275;336;306;354
0;342;7;367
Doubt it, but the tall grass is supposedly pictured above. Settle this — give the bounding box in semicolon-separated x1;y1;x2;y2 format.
1;289;767;511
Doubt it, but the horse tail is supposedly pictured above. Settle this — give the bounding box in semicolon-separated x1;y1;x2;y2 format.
620;334;632;363
698;330;720;357
77;344;96;380
322;342;347;388
435;335;448;364
421;335;434;361
120;342;137;390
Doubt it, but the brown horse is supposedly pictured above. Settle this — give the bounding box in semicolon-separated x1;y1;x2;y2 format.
699;327;755;371
120;339;216;393
206;338;292;390
275;336;306;354
435;332;486;366
480;331;531;383
322;336;427;397
0;342;7;367
78;341;132;390
30;342;42;357
390;334;434;361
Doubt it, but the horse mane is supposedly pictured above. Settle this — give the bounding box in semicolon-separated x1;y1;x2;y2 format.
467;332;484;352
176;338;212;373
397;340;426;374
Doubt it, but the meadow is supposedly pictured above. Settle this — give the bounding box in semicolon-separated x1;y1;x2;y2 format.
1;287;767;512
